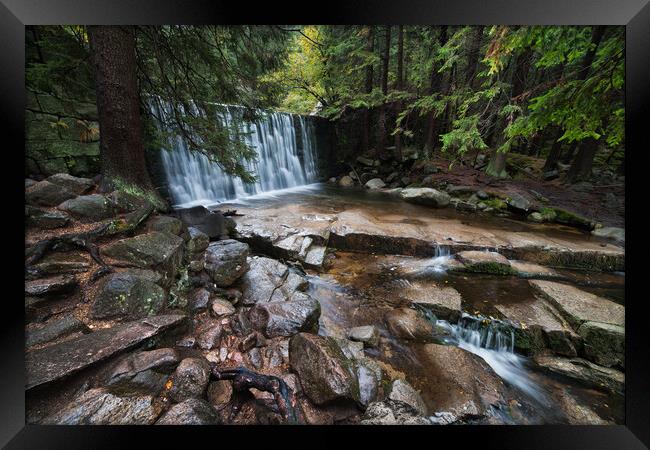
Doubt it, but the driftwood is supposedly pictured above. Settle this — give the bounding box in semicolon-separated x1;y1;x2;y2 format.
25;202;155;282
221;209;243;217
212;366;304;424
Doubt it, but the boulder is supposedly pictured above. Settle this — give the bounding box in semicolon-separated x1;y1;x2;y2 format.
207;380;233;410
174;206;234;239
506;193;531;213
399;187;450;208
190;288;211;312
203;240;250;287
26;180;76;207
384;308;437;342
360;400;431;425
533;356;624;395
156;398;219;425
577;321;625;368
105;190;143;213
347;325;380;348
25;314;88;348
338;175;354;187
387;379;427;416
46;173;94;195
249;292;321;338
26;315;188;390
25;275;77;297
102;231;185;279
25;206;70;229
90;271;167;320
168;357;211;402
58;194;115;222
239;256;308;305
289;333;360;405
146;215;183;236
107;348;180;387
186;227;210;254
42;387;163;425
365;178;386;190
456;251;514;275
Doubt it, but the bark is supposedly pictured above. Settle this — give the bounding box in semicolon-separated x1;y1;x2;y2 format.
543;129;564;171
394;25;404;159
87;26;160;199
465;26;485;88
376;26;391;155
423;26;449;158
361;26;374;154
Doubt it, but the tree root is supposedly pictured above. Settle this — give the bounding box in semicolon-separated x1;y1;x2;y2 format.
212;366;304;424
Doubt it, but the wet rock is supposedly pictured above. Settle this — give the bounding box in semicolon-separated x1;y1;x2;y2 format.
399;187;450;208
387;379;427;416
42;387;163;425
204;239;250;287
102;231;185;279
146;215;183;236
211;298;236;317
104;190;143;213
446;185;476;196
186;227;210;254
506;193;531;213
207;380;233;410
58;194;115;223
90;271;166;320
509;260;560;279
360;400;431;425
528;212;544;223
477;190;489;200
174;206;234;239
339;176;354;187
333;337;365;360
384;308;437;342
25;275;77;297
190;288;211;312
156;398;219;425
249;292;320;338
456;250;514;275
403;282;462;322
196;323;223;350
577;321;625;368
26;180;76;207
357;156;374;167
592;227;625;244
25;314;88;347
365;178;386;190
455;200;477;212
248;347;264;369
32;252;91;275
26;314;188;390
356;358;382;407
240;256;308;305
25;205;70;229
348;325;379;348
533;356;624;394
556;390;610;425
169;357;211;402
289;333;360;405
47;173;94;195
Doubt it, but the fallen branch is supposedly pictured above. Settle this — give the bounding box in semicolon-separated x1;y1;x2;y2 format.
211;366;303;424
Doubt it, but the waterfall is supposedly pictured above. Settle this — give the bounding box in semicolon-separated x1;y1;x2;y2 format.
156;104;320;208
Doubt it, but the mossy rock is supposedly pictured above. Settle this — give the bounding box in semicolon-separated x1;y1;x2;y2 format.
551;208;595;230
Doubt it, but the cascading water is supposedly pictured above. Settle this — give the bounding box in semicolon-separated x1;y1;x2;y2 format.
437;313;550;406
157;104;320;208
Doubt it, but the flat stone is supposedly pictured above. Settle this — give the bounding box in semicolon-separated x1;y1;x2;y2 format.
25;205;70;229
42;387;163;425
347;325;379;348
529;280;624;330
25;275;77;297
156;398;219;425
32;252;91;275
401;282;462;322
510;260;560;279
26;180;76;206
26;314;187;390
384;308;438;342
89;271;167;320
455;251;514;275
211;298;236;317
533;355;624;394
58;194;116;222
249;292;321;338
289;333;360;405
25;314;88;348
387;379;427;416
146;215;183;236
169;357;211;402
399;187;450;208
592;227;625;244
203;239;250;287
102;231;185;278
577;321;625;368
46;173;94;195
107;348;180;386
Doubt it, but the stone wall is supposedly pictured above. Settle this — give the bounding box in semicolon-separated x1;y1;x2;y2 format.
25;91;101;178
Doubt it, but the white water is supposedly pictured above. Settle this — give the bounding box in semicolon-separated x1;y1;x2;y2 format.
157;105;320;208
438;314;550;406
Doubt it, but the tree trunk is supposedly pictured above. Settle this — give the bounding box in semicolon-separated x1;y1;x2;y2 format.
376;26;391;156
543;129;564;171
87;26;161;204
393;25;404;160
465;26;484;88
423;26;449;158
361;26;374;155
486;151;507;178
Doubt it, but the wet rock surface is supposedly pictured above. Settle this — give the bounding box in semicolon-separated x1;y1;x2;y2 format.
26;314;88;348
90;271;167;320
204;239;250;287
249;292;321;338
58;194;115;222
156;398;219;425
26;180;77;206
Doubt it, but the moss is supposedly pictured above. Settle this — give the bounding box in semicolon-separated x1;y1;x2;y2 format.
539;207;557;221
482;198;507;210
551;208;594;230
464;262;516;276
111;177;168;212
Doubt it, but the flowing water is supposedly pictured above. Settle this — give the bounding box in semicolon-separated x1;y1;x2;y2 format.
157;105;320;207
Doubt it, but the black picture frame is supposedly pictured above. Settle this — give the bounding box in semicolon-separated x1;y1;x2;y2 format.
3;0;647;448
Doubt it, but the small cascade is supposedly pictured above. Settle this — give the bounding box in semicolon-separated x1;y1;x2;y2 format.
155;104;320;208
438;313;549;405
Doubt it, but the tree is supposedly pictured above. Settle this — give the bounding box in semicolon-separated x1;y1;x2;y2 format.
87;26;162;203
393;25;404;159
376;26;391;156
361;26;375;154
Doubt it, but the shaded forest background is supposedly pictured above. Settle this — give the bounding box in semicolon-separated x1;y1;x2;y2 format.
25;25;624;200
